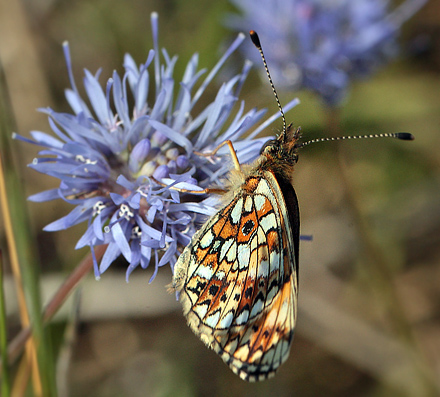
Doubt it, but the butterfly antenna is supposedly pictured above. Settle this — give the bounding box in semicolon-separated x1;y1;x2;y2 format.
249;31;415;148
298;132;414;149
250;30;287;142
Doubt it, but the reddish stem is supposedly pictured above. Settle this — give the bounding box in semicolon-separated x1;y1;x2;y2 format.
6;245;107;365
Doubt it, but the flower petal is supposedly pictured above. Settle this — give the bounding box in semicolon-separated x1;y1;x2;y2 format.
148;119;193;154
28;189;60;202
111;222;132;263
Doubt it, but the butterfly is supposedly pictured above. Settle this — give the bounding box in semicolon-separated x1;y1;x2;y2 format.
171;30;414;382
171;31;301;382
172;131;301;382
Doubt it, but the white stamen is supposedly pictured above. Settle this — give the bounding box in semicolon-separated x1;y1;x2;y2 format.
93;201;107;216
131;226;142;239
119;204;134;220
76;154;97;165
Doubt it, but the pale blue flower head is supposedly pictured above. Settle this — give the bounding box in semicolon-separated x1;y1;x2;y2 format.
227;0;426;106
15;12;299;281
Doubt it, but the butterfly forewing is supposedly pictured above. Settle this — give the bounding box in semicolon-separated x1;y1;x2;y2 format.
173;170;299;381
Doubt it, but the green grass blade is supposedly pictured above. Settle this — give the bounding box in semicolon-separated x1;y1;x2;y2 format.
0;56;56;396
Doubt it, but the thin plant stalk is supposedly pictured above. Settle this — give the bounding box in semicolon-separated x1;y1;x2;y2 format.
11;352;32;397
0;252;11;396
0;153;42;396
5;245;106;367
0;56;50;394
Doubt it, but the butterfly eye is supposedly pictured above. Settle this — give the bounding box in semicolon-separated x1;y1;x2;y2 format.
260;139;277;154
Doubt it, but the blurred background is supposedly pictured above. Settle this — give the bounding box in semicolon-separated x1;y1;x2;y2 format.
1;0;440;396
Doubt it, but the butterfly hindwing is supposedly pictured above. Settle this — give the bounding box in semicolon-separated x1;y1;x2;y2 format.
173;170;299;381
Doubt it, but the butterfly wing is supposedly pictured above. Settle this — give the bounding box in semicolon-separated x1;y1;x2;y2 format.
172;171;299;381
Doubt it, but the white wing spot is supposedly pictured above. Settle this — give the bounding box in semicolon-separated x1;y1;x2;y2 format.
267;279;280;302
211;240;221;252
250;298;264;318
258;256;270;278
226;241;237;263
261;348;275;364
196;265;214;280
216;270;226;280
244;195;253;212
219;311;234;328
230;198;243;224
254;194;266;211
237;243;250;270
200;229;215;249
255;179;272;196
234;309;249;325
220;238;234;262
260;212;276;233
205;311;221;328
193;302;209;319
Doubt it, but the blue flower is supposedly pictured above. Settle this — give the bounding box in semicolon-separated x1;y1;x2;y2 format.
14;12;299;281
226;0;426;106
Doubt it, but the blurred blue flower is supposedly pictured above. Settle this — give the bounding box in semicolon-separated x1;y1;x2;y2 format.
227;0;426;106
14;12;299;281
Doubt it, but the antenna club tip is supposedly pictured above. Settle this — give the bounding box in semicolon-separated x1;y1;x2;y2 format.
249;30;261;48
396;132;415;141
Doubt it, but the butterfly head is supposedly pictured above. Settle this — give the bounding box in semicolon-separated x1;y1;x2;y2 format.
259;124;301;178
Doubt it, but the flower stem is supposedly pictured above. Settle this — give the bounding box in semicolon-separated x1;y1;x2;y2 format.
5;245;106;366
44;246;107;321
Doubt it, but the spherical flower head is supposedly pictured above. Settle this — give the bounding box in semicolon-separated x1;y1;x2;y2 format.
226;0;426;106
14;12;299;282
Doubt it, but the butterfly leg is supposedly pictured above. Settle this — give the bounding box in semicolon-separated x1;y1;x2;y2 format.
151;177;226;195
152;140;240;195
194;140;241;171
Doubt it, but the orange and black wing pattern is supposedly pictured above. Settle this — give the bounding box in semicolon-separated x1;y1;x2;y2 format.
172;171;298;381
